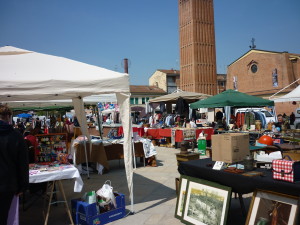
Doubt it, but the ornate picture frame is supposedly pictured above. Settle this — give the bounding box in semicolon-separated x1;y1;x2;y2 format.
181;177;232;225
245;189;299;225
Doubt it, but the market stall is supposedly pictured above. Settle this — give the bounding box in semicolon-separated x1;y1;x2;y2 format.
149;90;211;104
73;141;156;171
190;89;274;125
0;46;134;211
145;127;214;143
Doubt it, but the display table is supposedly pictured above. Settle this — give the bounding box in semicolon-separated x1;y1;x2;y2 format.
145;127;214;142
74;142;154;170
29;165;83;225
178;158;300;217
174;128;214;142
178;158;300;196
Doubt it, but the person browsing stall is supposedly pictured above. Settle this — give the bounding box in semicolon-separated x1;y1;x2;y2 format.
0;104;29;225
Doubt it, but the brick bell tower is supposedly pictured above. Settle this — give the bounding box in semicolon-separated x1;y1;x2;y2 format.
178;0;217;95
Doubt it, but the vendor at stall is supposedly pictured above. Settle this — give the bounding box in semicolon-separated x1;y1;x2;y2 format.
274;114;290;131
24;126;39;162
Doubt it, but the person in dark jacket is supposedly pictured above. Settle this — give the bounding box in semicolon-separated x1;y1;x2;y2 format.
0;104;29;225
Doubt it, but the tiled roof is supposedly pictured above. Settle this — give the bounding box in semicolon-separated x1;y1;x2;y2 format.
157;69;180;74
130;85;166;94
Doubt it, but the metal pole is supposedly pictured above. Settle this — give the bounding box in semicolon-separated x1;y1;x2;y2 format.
83;139;89;178
96;107;103;139
131;118;137;169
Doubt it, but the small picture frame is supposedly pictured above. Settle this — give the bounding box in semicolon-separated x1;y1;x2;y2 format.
245;189;299;225
175;175;189;219
182;177;232;225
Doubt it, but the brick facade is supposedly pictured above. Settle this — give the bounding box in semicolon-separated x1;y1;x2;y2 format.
178;0;217;95
227;49;300;115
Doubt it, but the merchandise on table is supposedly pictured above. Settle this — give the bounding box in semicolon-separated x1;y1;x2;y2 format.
29;162;73;175
35;133;68;162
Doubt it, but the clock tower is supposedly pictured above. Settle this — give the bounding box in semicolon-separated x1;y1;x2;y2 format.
178;0;217;95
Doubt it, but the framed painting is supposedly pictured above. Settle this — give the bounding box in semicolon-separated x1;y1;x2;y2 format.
182;177;232;225
245;189;299;225
175;175;189;219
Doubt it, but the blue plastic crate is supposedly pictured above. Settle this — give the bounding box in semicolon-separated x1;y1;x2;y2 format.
71;193;126;225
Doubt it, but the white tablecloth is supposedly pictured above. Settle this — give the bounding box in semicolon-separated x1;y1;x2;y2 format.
29;166;83;192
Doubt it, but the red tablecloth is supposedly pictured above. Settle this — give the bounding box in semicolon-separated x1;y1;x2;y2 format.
133;127;145;137
146;129;161;139
196;128;214;141
158;129;172;137
146;128;214;142
118;126;145;137
146;128;172;139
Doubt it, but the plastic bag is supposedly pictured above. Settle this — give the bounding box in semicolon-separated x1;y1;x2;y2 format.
96;180;116;208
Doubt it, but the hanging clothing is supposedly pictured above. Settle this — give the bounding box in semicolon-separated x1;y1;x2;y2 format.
175;97;189;115
245;112;255;128
236;112;245;128
160;102;166;113
149;116;154;127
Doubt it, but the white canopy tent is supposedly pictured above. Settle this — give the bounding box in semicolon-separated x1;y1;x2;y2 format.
149;89;211;104
272;85;300;102
0;46;134;210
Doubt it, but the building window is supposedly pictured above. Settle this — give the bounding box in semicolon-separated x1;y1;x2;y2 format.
142;98;145;104
130;98;134;104
251;64;258;73
218;81;225;87
146;97;150;102
134;98;139;104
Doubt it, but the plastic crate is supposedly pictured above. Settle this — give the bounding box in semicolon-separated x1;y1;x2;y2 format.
71;193;125;225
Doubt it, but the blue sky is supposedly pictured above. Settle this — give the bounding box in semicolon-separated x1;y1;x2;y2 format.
1;0;299;85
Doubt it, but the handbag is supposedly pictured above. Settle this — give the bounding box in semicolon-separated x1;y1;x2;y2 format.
272;155;300;183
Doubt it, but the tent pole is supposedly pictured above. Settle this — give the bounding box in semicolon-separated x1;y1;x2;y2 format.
130;180;134;214
130;118;135;214
83;139;90;178
131;118;137;170
96;107;103;139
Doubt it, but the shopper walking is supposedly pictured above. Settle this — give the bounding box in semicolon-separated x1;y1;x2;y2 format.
0;104;29;225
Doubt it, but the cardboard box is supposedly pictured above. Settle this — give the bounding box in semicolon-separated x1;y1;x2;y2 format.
71;193;126;225
212;133;250;163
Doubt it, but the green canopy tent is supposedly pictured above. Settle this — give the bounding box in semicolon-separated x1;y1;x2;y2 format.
190;89;274;109
190;89;274;125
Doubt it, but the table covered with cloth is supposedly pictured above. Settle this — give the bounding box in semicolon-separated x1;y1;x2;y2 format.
178;158;300;197
29;165;83;192
145;127;214;141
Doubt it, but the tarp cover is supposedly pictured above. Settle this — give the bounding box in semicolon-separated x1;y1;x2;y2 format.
149;90;211;104
190;89;274;108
